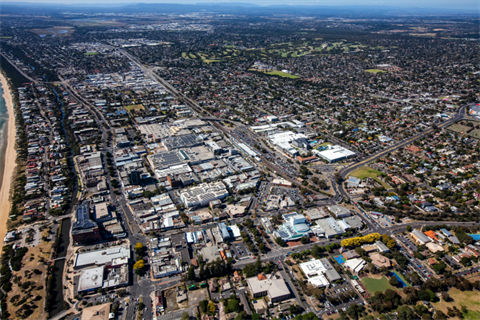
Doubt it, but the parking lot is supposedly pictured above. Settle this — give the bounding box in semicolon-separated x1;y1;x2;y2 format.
188;288;208;305
396;235;418;252
231;242;250;260
270;186;304;205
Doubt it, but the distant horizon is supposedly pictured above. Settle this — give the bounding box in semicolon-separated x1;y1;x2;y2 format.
1;0;479;10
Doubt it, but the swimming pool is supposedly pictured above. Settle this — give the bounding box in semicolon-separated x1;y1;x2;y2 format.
334;255;346;265
468;234;480;241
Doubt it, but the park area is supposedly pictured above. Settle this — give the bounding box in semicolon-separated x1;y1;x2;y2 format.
361;275;395;294
432;288;480;320
447;120;480;140
262;71;300;79
349;166;390;188
365;69;387;73
125;104;145;113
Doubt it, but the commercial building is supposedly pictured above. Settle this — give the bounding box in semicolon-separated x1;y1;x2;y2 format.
344;258;367;273
375;240;390;253
316;218;344;238
468;105;480;119
304;207;330;221
410;230;432;245
369;253;391;268
179;182;229;208
128;170;141;185
72;202;101;243
138;123;171;142
299;258;341;287
343;216;363;230
426;242;444;253
327;205;352;218
162;134;199;150
314;145;356;162
246;273;291;303
74;245;130;269
81;303;112;320
78;266;104;293
148;151;186;170
274;213;311;242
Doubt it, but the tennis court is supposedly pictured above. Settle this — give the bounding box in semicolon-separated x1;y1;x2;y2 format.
334;255;346;265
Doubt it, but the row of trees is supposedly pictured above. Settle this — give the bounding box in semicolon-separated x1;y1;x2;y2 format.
341;233;381;248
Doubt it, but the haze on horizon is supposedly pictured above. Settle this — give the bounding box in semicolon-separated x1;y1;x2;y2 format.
4;0;479;10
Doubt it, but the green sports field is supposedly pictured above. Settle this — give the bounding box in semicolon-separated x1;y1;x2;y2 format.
361;276;395;294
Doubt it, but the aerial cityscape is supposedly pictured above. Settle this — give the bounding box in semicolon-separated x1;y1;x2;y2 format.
0;1;479;320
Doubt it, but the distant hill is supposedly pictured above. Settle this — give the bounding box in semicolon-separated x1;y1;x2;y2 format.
0;2;475;16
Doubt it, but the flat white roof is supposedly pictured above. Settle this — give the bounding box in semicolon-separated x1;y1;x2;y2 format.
315;145;356;162
75;245;130;268
78;266;104;291
299;260;330;287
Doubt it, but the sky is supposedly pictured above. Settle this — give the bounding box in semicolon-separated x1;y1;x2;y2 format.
5;0;480;10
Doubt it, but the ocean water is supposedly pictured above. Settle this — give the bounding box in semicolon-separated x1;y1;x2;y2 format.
0;80;10;191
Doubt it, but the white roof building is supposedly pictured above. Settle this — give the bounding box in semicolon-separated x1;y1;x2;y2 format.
299;258;341;286
78;266;104;292
314;145;356;162
299;260;330;287
179;182;229;208
344;258;366;273
74;245;131;269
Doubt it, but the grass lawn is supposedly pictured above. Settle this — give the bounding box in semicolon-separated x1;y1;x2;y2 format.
361;276;395;294
263;71;300;79
464;310;480;320
8;227;54;319
84;52;98;56
349;166;390;188
365;69;387;73
317;142;333;148
432;288;480;319
125;104;145;112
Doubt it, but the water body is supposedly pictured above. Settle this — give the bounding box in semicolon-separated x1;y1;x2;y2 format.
50;218;71;317
0;80;10;192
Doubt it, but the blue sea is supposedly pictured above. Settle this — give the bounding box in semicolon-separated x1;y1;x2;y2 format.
0;79;10;191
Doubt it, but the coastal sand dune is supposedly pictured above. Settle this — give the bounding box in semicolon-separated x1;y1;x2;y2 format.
0;73;17;248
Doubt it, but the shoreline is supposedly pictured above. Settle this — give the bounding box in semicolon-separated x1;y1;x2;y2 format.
0;72;17;248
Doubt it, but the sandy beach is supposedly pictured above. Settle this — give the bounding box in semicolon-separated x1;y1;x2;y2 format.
0;73;17;248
